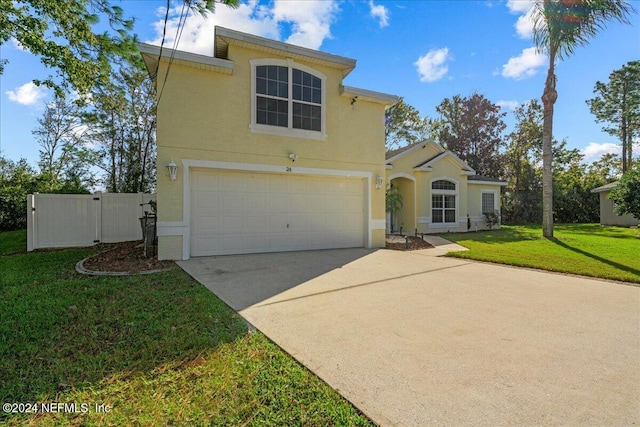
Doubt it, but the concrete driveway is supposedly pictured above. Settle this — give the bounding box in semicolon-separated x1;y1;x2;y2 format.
178;247;640;426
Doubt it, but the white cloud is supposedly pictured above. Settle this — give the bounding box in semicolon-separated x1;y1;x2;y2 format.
10;37;27;51
506;0;537;39
147;0;339;55
369;0;390;28
272;0;340;49
501;47;546;80
5;82;47;106
581;142;620;163
414;47;451;83
496;100;520;111
506;0;533;14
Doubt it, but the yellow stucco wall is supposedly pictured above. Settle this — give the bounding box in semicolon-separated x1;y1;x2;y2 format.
155;43;389;259
386;143;504;234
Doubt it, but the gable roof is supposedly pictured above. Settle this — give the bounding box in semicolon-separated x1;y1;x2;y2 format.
386;140;445;163
139;42;234;81
591;181;619;193
386;140;476;175
414;151;475;175
215;27;356;77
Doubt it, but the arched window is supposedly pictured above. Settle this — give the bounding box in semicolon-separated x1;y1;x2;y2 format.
432;180;456;191
251;59;326;139
431;179;457;224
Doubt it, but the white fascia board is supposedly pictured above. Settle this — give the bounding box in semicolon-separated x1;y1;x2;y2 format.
215;27;355;74
468;180;508;186
340;85;400;107
412;151;475;175
138;43;233;75
386;140;435;164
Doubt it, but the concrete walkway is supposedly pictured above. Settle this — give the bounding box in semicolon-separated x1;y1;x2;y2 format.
178;247;640;426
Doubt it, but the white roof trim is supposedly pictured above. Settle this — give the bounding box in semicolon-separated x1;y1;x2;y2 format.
386;140;438;163
340;85;399;107
591;181;618;193
414;151;476;175
468;180;508;186
138;42;233;78
215;27;355;76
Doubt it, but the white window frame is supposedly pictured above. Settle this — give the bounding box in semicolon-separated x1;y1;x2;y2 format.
250;58;327;141
430;178;458;226
481;190;498;214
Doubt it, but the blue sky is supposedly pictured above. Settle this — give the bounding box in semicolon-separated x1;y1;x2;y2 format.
1;0;639;168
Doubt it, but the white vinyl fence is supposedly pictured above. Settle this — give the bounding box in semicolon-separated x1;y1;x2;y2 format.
27;192;155;251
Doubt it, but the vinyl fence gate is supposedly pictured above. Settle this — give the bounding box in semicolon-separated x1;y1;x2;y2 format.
27;192;155;251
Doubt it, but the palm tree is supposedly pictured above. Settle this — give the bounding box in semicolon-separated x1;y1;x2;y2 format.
532;0;634;238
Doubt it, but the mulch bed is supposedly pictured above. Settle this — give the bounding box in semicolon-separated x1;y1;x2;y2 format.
80;236;431;274
82;240;176;274
385;235;434;251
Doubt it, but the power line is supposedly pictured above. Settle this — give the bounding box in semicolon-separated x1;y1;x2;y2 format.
157;0;190;105
150;0;171;81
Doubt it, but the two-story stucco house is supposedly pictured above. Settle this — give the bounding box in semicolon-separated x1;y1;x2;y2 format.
139;27;398;260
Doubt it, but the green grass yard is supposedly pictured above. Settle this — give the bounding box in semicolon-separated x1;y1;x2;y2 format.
0;231;372;426
442;224;640;283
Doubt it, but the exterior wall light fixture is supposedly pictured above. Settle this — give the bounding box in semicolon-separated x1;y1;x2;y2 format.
376;175;384;189
167;159;178;181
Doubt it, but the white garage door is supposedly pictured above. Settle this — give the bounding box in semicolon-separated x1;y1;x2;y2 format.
190;169;365;256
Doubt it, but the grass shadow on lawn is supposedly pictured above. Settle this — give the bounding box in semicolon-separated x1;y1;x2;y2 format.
0;248;248;405
549;237;640;279
1;247;374;426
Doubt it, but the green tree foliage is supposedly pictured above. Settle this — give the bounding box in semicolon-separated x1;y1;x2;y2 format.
385;185;403;233
503;100;543;223
0;0;136;96
435;93;507;177
609;165;640;219
385;98;432;150
0;0;240;95
552;141;595;223
532;0;634;237
502;99;617;224
587;60;640;173
86;64;157;193
33;95;97;192
0;158;40;230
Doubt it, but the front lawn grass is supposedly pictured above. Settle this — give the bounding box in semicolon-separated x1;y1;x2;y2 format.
442;224;640;283
0;230;372;426
0;229;26;255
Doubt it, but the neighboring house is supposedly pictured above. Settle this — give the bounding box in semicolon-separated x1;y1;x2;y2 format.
385;141;507;234
591;182;639;226
139;27;398;260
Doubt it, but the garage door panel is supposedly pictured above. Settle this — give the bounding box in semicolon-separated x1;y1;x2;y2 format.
191;170;365;256
244;216;267;231
288;214;308;230
287;178;308;193
267;215;288;230
221;174;248;191
244;194;266;211
192;194;220;212
268;195;287;212
222;215;243;231
193;215;221;234
268;175;287;192
221;194;243;212
287;194;309;213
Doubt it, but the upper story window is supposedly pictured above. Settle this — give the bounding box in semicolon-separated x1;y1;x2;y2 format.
432;180;456;191
251;59;327;140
